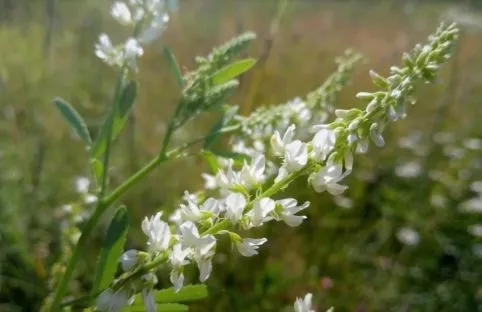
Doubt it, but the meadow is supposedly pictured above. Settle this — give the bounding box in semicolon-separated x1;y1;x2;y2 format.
0;0;482;311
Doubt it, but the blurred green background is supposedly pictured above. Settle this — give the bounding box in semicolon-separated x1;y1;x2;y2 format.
1;0;482;311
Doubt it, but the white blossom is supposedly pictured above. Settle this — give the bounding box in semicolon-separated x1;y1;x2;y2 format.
141;289;157;312
193;249;214;282
240;154;266;189
138;14;170;44
111;2;133;25
201;173;217;189
270;124;295;156
95;34;122;66
294;293;315;312
311;127;336;162
169;244;191;292
120;249;138;272
142;212;171;253
283;140;308;172
96;288;132;312
179;221;216;256
276;198;310;227
246;197;276;228
75;176;90;193
309;161;349;195
396;227;420;246
224;192;247;224
236;238;267;257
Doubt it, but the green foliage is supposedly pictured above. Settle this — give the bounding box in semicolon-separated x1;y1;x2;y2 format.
93;206;130;294
92;80;138;160
211;59;257;85
53;97;92;147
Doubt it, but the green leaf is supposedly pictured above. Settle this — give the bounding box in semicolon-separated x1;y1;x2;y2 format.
92;80;137;159
92;205;129;294
127;303;189;312
204;105;239;148
201;150;221;173
53;97;92;146
211;58;256;85
164;47;184;88
133;284;208;305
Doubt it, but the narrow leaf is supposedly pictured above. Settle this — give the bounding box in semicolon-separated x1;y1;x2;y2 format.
92;206;129;294
133;285;208;305
204;105;239;148
164;47;184;88
92;80;137;159
53;97;92;146
211;59;257;85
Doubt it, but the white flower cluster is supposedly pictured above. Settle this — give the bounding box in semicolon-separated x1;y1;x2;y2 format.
95;23;459;311
201;52;362;188
95;0;177;70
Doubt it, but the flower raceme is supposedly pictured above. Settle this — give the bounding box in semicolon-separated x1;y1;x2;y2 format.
94;23;459;312
95;0;178;70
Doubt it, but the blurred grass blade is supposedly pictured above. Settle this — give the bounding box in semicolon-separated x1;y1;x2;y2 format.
211;59;256;85
133;284;208;304
92;80;137;159
53;97;92;146
164;47;184;88
127;303;189;312
92;205;129;294
204;105;239;148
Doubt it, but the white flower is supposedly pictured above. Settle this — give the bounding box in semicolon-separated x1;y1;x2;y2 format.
168;208;183;225
193;249;214;282
123;38;143;70
395;161;422;178
96;288;132;312
236;237;267;257
468;224;482;237
396;227;420;246
138;14;170;44
224;192;247;224
216;165;241;191
309;162;349;195
240;154;266;189
169;244;191;292
141;212;171;253
142;289;157;312
95;34;122;66
111;2;133;25
246;197;276;228
179;221;216;256
311;127;336;162
270;125;295;156
180;194;203;221
369;123;385;147
75;176;90;193
201;173;217;189
283;140;308;172
294;293;315;312
84;194;98;204
276;198;310;227
120;249;138;272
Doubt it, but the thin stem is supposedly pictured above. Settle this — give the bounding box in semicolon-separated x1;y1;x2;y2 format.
48;202;108;310
100;68;126;197
103;124;241;206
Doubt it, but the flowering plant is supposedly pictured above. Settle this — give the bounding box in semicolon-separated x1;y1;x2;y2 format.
41;1;459;311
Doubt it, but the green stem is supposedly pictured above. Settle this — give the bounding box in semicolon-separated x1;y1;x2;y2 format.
100;68;126;197
48;201;108;310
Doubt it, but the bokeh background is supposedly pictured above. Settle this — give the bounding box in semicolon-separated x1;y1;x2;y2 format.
1;0;482;311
